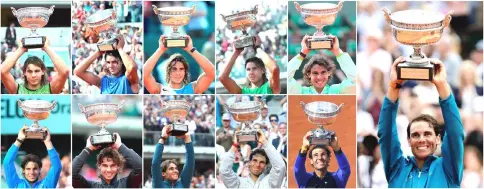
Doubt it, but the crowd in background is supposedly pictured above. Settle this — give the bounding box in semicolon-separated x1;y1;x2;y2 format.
356;1;483;188
71;0;143;94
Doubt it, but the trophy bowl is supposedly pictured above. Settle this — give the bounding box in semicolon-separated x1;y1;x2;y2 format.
300;101;344;126
161;100;191;136
11;6;54;30
17;99;56;139
79;101;124;146
153;5;196;48
220;5;258;49
226;101;262;122
86;9;118;51
383;8;452;81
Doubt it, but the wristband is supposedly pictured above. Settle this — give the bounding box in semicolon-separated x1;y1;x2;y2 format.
16;138;24;144
299;51;307;58
190;47;197;53
301;145;309;152
389;81;403;89
84;147;93;154
232;143;239;148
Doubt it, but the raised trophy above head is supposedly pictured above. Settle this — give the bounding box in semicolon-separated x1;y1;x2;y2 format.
161;100;191;136
294;1;343;49
78;101;124;146
382;8;453;81
220;5;258;49
11;5;54;49
300;101;344;145
86;9;119;52
17;100;56;140
153;5;196;48
226;101;262;142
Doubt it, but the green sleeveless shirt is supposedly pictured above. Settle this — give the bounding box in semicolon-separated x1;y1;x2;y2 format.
241;81;273;94
17;83;51;94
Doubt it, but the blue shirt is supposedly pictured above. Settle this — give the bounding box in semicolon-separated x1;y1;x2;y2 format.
170;82;195;94
152;142;195;188
377;94;464;188
4;145;62;188
100;74;135;94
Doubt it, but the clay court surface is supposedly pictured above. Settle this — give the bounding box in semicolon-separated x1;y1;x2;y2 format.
288;95;357;188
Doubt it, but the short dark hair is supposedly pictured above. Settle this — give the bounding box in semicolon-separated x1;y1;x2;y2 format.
269;114;279;121
406;114;440;139
97;147;125;171
308;145;331;159
22;56;48;86
165;53;190;85
362;135;379;156
303;55;335;83
245;57;268;87
21;154;42;170
104;50;126;74
249;148;269;165
161;159;178;173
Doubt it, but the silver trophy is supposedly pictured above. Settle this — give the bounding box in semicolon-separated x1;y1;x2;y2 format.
161;100;191;136
300;101;343;145
294;1;343;49
152;5;196;48
226;101;262;142
17;100;56;140
383;8;453;81
11;6;54;49
220;5;258;49
78;101;124;146
86;9;119;52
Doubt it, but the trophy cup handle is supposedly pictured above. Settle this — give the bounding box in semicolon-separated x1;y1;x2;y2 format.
337;1;344;12
299;101;306;109
17;99;23;107
78;103;85;113
443;10;453;28
118;100;125;111
48;5;55;15
152;5;159;15
220;14;226;22
253;5;259;15
336;103;345;113
294;2;302;13
50;101;57;110
382;8;392;24
190;4;197;15
11;7;17;17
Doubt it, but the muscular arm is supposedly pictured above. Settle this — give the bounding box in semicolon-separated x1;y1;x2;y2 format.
73;51;102;88
218;51;242;94
256;48;280;94
191;50;215;94
118;144;142;188
143;48;165;94
118;48;139;93
219;146;241;188
1;47;26;94
72;149;92;188
44;47;69;94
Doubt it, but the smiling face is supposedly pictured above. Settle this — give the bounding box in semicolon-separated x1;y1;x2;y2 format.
23;162;40;183
408;121;441;160
310;148;330;171
99;158;119;182
168;61;187;85
309;64;330;89
162;162;179;181
249;154;267;176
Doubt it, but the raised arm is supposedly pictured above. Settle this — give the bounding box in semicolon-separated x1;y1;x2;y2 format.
254;37;280;94
218;47;243;94
143;36;167;94
432;60;464;185
72;137;98;188
377;57;406;182
183;35;215;94
219;132;241;188
328;36;357;93
178;133;195;188
287;35;311;94
1;42;26;94
330;135;351;188
152;125;171;188
294;131;313;187
112;133;142;187
41;128;62;188
256;130;285;188
73;51;102;87
4;126;28;188
117;36;139;93
43;38;69;94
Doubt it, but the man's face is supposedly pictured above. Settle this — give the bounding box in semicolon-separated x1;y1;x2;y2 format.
408;121;440;160
169;62;186;85
249;154;267;176
99;158;119;181
278;123;287;136
246;62;264;84
105;55;122;76
309;65;329;89
222;119;230;128
310;148;329;171
23;162;40;182
261;108;268;117
25;64;44;86
269;117;278;127
162;163;179;181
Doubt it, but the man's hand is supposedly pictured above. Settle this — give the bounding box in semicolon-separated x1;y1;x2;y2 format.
42;128;51;143
17;39;27;53
233;130;240;145
116;35;125;50
158;35;168;52
176;132;192;143
330;134;340;152
86;136;100;151
302;131;312;149
390;56;406;85
300;35;310;55
431;59;447;86
328;35;342;57
257;129;268;145
42;37;50;51
161;125;172;139
17;126;27;141
183;35;194;52
112;133;122;150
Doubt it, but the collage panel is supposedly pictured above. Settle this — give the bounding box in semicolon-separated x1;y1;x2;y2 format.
144;95;215;188
288;95;356;188
1;1;71;94
215;95;288;188
72;1;143;94
287;1;357;95
1;95;72;188
143;1;216;95
215;0;288;94
71;95;143;188
356;1;483;188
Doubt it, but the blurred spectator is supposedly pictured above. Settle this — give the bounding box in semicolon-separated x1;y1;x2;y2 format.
271;122;287;158
5;22;17;49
